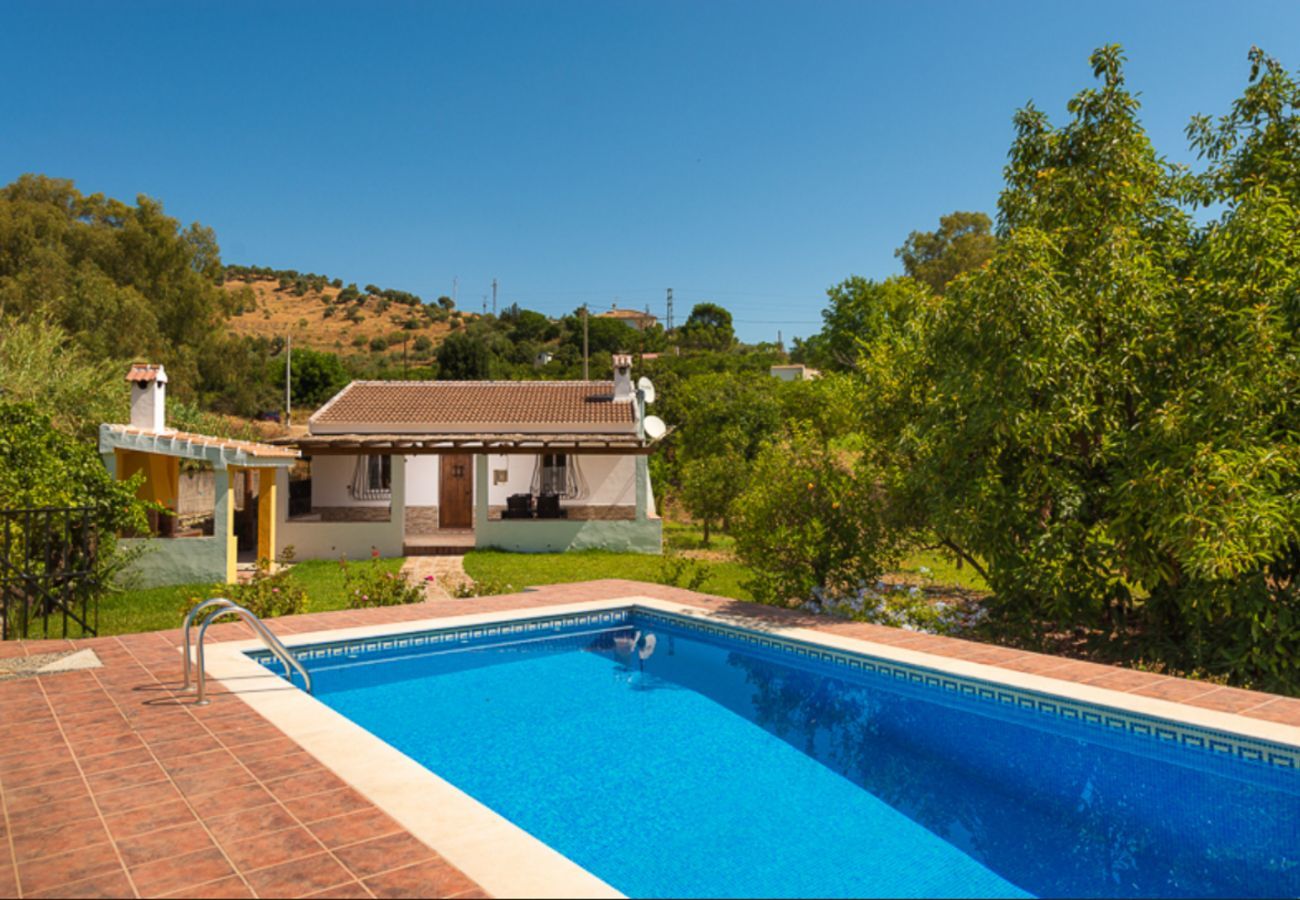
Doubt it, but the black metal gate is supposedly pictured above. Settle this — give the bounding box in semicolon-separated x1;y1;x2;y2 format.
0;507;101;640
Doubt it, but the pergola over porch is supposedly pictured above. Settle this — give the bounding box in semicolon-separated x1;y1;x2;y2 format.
100;424;299;585
277;431;662;554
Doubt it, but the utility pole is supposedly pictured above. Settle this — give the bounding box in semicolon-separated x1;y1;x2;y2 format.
452;276;458;305
482;295;487;314
284;333;292;424
582;304;589;380
491;278;498;316
666;287;674;331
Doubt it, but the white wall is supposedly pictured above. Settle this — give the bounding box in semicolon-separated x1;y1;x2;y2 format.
483;453;653;513
279;460;406;559
405;455;440;505
310;455;386;508
306;452;655;517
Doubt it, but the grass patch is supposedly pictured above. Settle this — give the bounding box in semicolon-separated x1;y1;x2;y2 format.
89;558;406;637
463;549;754;601
896;549;989;592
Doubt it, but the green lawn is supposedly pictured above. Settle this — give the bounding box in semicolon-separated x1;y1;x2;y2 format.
463;548;754;601
90;557;405;638
67;524;984;640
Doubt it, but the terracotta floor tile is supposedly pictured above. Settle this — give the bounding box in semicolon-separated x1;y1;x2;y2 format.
282;788;373;824
148;733;226;760
6;794;100;836
308;808;404;850
10;816;112;864
130;845;235;898
333;832;436;880
78;746;157;776
363;858;478;899
0;743;71;775
22;867;135;899
240;750;322;782
94;777;186;816
303;881;375;899
187;782;277;819
243;851;353;898
169;764;259;798
263;770;350;802
4;778;92;815
204;802;300;846
1186;686;1275;714
116;820;216;868
1080;668;1169;692
104;798;200;840
0;756;82;791
1130;678;1223;704
157;873;256;899
70;731;146;759
15;840;125;895
86;761;171;795
223;825;325;872
1240;696;1300;727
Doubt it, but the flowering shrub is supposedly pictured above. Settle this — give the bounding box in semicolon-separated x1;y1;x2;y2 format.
447;576;514;598
341;555;424;608
803;578;988;636
225;549;308;618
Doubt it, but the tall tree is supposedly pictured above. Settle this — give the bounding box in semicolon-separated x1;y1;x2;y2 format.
678;302;735;351
894;211;997;295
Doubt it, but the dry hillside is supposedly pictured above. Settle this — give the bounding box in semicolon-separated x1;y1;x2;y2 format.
223;279;471;357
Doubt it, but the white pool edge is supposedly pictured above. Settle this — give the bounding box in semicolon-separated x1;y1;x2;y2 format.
197;595;1300;899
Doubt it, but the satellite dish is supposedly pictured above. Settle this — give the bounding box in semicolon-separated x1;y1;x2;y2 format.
643;415;667;440
636;376;656;405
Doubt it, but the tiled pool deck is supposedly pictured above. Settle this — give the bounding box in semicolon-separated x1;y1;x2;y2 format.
3;578;1300;898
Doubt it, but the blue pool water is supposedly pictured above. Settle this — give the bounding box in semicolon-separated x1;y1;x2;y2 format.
277;612;1300;898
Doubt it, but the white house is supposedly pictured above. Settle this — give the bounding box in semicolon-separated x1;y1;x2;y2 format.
276;354;663;559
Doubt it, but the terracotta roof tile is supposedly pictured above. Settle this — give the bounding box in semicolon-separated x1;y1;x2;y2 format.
105;425;299;458
125;363;167;383
311;381;635;428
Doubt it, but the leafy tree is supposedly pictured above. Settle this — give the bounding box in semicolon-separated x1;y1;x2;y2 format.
0;317;127;440
436;331;491;379
678;302;735;351
806;276;929;371
0;401;150;609
895;211;997;295
731;425;900;604
678;451;743;546
283;347;350;408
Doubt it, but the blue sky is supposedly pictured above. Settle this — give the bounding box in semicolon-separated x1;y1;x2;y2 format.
3;1;1297;343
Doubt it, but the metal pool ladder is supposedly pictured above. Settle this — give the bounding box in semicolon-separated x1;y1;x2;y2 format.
181;598;312;705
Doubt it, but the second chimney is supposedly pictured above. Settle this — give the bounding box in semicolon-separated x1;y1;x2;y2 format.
612;353;633;402
126;363;169;432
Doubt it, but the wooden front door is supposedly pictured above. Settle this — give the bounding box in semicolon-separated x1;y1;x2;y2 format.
439;454;473;528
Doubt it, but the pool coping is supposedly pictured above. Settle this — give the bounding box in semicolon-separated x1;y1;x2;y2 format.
199;594;1300;899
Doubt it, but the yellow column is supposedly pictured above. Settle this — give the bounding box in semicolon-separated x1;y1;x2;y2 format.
257;467;278;568
223;467;238;584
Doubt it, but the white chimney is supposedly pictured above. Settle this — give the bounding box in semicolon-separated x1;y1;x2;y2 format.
612;353;633;402
126;363;169;432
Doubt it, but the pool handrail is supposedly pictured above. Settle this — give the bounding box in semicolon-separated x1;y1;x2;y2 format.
181;598;312;705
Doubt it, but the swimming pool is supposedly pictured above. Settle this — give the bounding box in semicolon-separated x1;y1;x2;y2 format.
253;606;1300;898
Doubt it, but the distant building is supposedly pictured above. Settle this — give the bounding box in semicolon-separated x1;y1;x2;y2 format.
769;364;821;382
597;305;658;332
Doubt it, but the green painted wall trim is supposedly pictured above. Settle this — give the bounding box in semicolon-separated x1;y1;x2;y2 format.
476;518;662;554
117;536;226;588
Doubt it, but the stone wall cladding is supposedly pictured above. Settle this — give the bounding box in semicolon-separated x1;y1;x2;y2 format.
405;505;440;534
315;506;391;523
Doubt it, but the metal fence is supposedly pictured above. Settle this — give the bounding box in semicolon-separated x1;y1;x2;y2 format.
0;506;101;640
